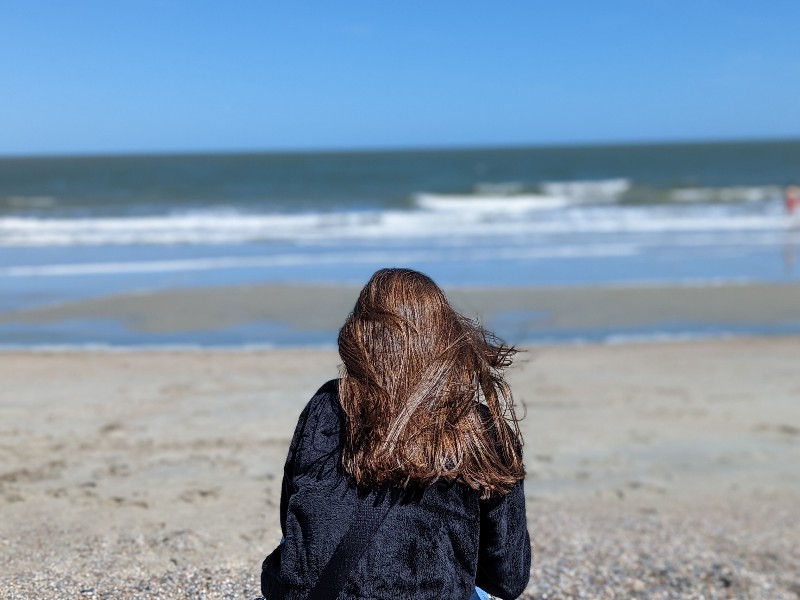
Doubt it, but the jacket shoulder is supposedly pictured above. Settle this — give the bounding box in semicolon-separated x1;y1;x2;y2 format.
299;379;343;431
314;378;339;397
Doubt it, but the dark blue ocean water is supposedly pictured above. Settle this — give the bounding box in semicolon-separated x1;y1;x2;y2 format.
2;141;799;346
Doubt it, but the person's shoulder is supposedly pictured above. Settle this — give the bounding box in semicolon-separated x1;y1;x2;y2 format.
313;379;338;397
289;380;344;471
292;379;340;424
306;379;342;420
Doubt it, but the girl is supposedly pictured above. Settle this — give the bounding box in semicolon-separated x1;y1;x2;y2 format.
261;268;530;599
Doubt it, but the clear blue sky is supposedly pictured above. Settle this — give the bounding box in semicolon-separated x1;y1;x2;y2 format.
2;1;799;155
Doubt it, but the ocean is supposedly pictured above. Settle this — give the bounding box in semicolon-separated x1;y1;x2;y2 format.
2;140;799;347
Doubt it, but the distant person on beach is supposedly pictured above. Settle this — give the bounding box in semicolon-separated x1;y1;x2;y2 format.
260;268;531;600
785;185;799;215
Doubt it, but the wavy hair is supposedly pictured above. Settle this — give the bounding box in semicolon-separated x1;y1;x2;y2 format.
337;268;524;499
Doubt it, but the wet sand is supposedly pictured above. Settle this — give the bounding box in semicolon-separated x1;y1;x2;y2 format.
2;281;799;337
1;339;799;598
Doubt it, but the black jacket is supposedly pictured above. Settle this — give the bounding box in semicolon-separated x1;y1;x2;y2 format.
261;381;531;600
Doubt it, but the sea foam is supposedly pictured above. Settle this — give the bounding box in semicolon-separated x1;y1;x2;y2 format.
1;199;795;247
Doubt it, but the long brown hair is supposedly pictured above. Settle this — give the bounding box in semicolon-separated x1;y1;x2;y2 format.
337;268;524;499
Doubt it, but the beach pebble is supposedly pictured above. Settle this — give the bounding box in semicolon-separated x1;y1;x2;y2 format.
2;502;798;599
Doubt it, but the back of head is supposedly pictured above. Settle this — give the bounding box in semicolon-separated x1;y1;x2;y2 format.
337;268;524;498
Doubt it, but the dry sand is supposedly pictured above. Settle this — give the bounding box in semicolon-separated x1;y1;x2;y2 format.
1;340;799;598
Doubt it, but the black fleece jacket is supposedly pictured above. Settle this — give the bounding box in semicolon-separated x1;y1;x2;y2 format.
261;380;531;600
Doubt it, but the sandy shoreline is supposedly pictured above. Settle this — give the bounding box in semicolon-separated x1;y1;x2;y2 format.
2;340;799;598
2;281;799;340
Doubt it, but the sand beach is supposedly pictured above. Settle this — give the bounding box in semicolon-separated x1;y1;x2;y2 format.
2;335;799;598
3;33;800;600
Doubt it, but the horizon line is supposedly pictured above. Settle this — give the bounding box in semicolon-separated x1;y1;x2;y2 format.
1;134;800;160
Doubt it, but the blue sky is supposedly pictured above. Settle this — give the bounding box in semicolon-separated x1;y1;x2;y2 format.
2;1;799;155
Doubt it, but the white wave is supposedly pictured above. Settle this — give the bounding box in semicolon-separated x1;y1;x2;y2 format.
0;244;640;277
1;201;796;247
0;343;233;353
670;186;780;203
604;331;738;345
540;178;630;202
0;342;338;352
0;330;766;351
414;193;570;213
503;329;764;347
421;178;630;213
0;212;376;246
